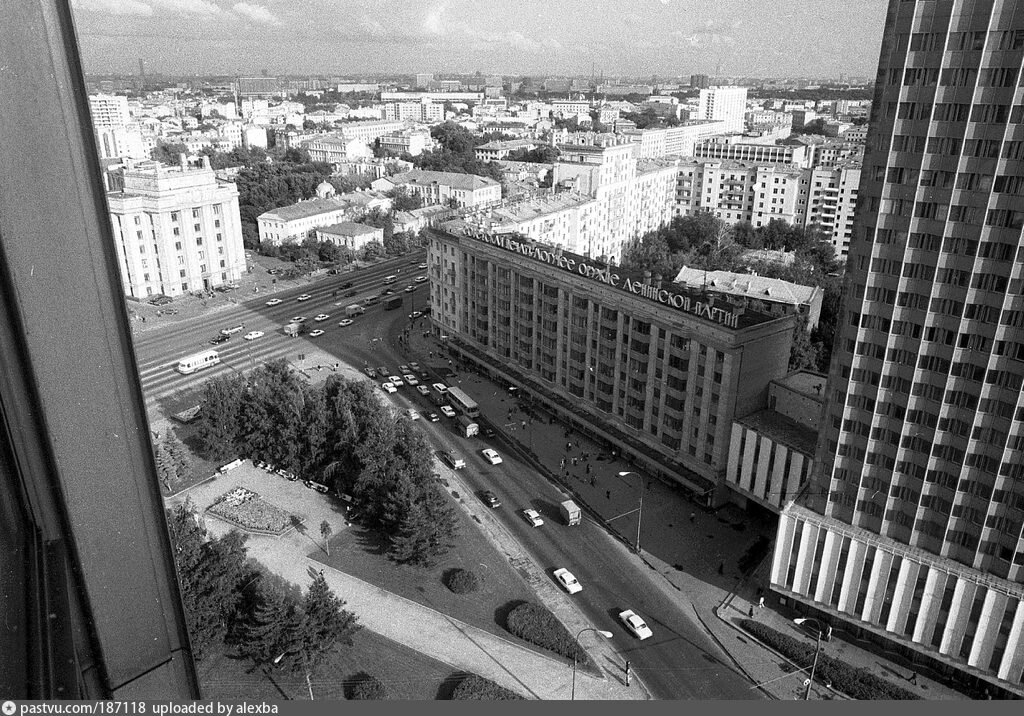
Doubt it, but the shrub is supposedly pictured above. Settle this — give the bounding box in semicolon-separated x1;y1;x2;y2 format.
443;568;480;594
740;620;919;700
347;673;386;700
505;602;584;662
451;674;523;700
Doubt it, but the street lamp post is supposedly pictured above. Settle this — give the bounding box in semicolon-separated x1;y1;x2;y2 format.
618;471;644;553
793;617;825;700
571;627;613;700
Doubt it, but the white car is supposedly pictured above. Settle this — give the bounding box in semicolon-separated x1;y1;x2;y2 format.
416;385;431;397
388;375;404;387
314;313;330;322
409;362;421;371
415;275;427;283
481;448;502;465
338;319;354;327
409;311;423;320
308;329;325;337
440;405;456;418
265;298;282;306
407;408;420;421
381;382;397;394
404;285;415;293
290;316;306;323
297;294;312;301
618;609;653;640
243;330;264;341
554;568;581;594
522;508;544;528
418;262;427;269
403;374;419;386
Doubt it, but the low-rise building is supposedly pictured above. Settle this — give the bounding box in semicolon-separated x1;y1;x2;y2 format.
391;169;502;208
315;221;383;250
378;129;433;157
475;138;539;162
257;197;350;245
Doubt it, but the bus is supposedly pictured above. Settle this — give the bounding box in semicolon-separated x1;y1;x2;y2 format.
176;349;221;375
446;386;479;418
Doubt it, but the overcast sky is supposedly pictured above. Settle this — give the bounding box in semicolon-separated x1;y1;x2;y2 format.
71;0;887;79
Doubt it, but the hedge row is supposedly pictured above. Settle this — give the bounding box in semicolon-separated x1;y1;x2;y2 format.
451;674;524;700
740;619;919;700
506;602;585;662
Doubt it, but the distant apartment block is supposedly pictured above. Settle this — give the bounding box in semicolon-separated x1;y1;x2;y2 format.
694;136;809;167
690;74;711;89
414;73;434;89
475;139;539;162
237;76;280;98
383;99;445;123
107;157;245;298
88;94;131;128
378;129;433;157
332;120;407;146
698;86;748;133
551;100;592;118
381;91;484;104
391;169;502;208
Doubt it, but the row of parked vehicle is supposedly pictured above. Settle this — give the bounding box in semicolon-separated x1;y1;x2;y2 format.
253;460;332;494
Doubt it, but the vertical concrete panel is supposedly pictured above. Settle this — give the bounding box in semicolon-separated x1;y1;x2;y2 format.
997;600;1024;684
726;423;742;488
912;569;945;645
837;539;866;613
740;428;757;492
752;436;772;499
939;579;975;657
770;444;789;511
968;590;1006;670
770;513;796;586
886;559;919;634
791;521;818;595
814;529;841;604
784;452;805;507
862;550;893;623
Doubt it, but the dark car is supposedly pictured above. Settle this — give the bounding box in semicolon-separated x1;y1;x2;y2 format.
344;289;357;297
480;425;496;438
341;281;354;289
267;268;282;275
210;334;230;345
149;294;173;306
482;490;501;509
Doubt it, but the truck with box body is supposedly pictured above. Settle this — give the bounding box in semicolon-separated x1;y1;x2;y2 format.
559;499;582;526
457;415;479;438
284;322;303;337
383;295;402;310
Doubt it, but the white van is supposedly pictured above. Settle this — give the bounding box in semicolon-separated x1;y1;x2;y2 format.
383;274;399;284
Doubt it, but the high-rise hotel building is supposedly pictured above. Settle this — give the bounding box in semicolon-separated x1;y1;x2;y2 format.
771;0;1024;692
427;221;796;494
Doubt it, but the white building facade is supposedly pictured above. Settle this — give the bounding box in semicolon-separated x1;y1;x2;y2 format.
697;87;748;134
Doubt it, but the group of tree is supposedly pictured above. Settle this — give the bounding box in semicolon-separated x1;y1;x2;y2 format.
619;214;843;373
410;122;505;182
154;429;191;493
504;145;560;164
165;500;361;683
193;362;459;566
620;108;681;129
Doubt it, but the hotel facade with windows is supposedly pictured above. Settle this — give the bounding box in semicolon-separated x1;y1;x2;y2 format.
427;222;796;494
107;157;245;299
770;0;1024;693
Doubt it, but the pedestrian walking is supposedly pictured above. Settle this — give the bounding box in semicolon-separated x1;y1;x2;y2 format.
690;511;696;522
757;596;765;609
748;606;755;618
718;562;724;575
909;672;918;686
606;490;611;500
560;458;566;469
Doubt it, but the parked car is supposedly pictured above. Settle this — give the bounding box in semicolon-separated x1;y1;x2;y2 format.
364;366;377;378
403;374;419;386
409;311;423;320
376;366;388;376
554;568;582;594
388;375;404;387
522;508;544;528
481;490;501;508
481;448;502;465
341;281;354;289
381;382;397;394
424;411;439;422
618;609;653;640
438;450;465;469
407;408;420;421
404;285;415;293
149;294;173;306
480;424;496;438
409;362;421;371
416;385;431;397
265;298;282;306
344;289;357;297
210;334;230;345
399;365;410;372
418;263;427;269
243;330;264;341
267;268;281;275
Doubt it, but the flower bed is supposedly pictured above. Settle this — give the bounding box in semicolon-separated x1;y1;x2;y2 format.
207;487;292;534
740;619;920;700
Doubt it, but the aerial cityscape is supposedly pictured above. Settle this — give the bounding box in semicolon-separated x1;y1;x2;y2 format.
5;0;1024;703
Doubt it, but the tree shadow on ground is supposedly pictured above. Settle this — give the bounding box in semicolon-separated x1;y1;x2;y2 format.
352;524;389;557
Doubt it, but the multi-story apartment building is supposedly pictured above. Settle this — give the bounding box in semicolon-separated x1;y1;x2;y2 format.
378;129;433;157
799;161;862;257
783;135;865;167
551;100;592;118
333;120;406;145
553;136;676;262
391;169;502;209
674;159;805;227
771;0;1024;695
427;223;796;495
88;94;131;128
383;100;445;123
694;137;809;167
300;135;373;164
107;157;245;298
698;86;748;133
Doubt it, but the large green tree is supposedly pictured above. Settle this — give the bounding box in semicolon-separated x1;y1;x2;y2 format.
194;374;247;461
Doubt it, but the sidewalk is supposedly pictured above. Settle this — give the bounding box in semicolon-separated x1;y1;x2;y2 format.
400;328;971;701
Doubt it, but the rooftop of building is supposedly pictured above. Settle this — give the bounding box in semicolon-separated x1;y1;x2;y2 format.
736;408;819;457
392;169;500;191
673;267;820;305
676;157;804;174
462;193;596;226
317;221;379;237
773;370;828;401
476;138;538;151
257;196;348;222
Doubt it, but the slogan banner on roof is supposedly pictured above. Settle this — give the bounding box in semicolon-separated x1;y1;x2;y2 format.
473;231;740;328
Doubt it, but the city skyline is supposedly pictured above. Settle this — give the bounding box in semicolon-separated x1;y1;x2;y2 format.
70;0;887;79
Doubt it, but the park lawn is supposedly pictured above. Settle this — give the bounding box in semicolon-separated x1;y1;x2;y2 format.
197;627;462;700
311;485;546;655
